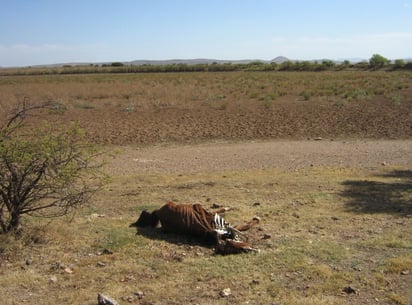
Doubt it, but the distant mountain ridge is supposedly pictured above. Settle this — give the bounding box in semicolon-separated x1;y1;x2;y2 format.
128;58;260;66
7;56;412;69
18;56;292;68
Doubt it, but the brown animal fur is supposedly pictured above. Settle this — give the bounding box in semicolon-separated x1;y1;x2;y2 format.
130;202;259;254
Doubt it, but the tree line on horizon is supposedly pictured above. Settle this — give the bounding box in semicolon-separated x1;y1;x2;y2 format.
1;54;411;76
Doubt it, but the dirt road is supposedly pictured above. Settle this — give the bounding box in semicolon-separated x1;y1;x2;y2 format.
108;139;412;175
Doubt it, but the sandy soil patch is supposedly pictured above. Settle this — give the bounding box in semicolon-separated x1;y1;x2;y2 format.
107;139;412;175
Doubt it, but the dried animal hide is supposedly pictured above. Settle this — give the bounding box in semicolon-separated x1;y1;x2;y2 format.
130;201;259;254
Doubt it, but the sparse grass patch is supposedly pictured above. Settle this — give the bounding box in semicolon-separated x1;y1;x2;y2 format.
383;255;412;274
387;293;408;305
362;232;412;250
386;92;404;104
299;90;312;101
72;100;95;109
1;162;410;304
305;240;349;262
204;94;227;110
128;203;160;212
274;239;313;270
122;103;136;112
276;295;347;305
47;100;68;114
4;70;407;112
96;224;137;251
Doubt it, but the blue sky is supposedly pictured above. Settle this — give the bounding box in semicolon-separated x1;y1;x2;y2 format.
1;0;411;67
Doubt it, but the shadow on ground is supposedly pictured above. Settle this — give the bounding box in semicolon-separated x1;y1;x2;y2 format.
131;225;213;248
341;170;412;216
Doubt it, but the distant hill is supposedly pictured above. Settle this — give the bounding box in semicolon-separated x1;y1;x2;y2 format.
271;56;289;64
9;56;412;69
127;57;292;66
126;58;271;66
27;58;288;68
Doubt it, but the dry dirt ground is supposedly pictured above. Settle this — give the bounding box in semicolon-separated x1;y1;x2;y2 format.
1;140;411;305
106;140;412;174
97;140;411;305
0;72;411;305
50;95;412;145
1;71;411;144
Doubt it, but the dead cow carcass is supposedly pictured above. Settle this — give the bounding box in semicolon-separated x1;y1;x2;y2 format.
130;201;260;254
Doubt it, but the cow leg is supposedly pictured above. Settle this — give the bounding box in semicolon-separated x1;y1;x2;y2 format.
234;216;260;231
215;237;259;255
